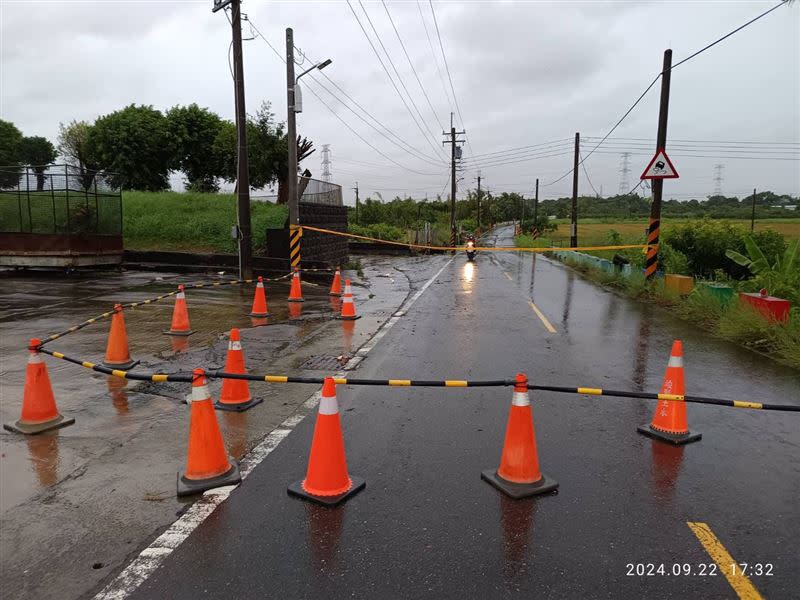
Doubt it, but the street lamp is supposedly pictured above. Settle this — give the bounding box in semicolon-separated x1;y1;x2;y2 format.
294;59;332;113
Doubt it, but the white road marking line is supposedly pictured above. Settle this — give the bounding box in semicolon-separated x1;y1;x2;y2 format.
529;300;557;333
94;256;454;600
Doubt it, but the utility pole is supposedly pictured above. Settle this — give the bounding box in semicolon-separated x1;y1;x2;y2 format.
570;132;579;247
750;187;757;233
477;170;481;231
442;112;465;250
533;178;539;227
216;0;252;279
286;28;298;228
645;49;673;280
353;182;360;225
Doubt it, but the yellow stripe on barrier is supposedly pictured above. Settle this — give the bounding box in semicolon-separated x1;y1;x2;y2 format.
52;352;64;359
151;374;169;382
87;318;96;323
82;361;95;368
334;378;348;385
577;387;603;395
111;369;127;378
445;380;468;387
69;326;78;332
265;375;288;383
658;393;685;401
733;400;763;409
389;379;411;386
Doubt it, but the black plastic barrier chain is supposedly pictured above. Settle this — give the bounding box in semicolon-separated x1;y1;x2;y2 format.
38;272;296;346
33;346;800;412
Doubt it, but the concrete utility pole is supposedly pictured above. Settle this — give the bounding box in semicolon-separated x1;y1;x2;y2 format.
750;188;757;233
645;49;672;280
477;170;481;230
285;28;298;228
353;182;360;224
442;113;465;251
570;132;579;248
533;178;539;227
217;0;252;279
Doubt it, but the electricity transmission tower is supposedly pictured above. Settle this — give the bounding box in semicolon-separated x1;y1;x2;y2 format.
713;164;725;196
618;152;631;194
321;144;332;183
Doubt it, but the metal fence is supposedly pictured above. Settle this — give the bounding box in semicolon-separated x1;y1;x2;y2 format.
0;164;122;235
251;177;343;207
299;177;342;206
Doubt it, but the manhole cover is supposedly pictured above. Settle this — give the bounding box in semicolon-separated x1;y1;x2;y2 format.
299;355;346;370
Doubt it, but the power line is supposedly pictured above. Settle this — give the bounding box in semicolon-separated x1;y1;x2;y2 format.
671;0;789;70
580;150;599;196
347;0;446;161
544;74;662;187
460;149;574;171
460;140;575;166
417;0;453;114
428;0;475;160
382;0;446;132
545;2;791;188
247;18;443;177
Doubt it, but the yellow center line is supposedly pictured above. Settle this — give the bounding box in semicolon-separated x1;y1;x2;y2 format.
687;522;763;600
504;272;513;281
529;301;557;334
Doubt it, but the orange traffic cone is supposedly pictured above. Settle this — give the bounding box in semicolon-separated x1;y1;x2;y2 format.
638;340;701;445
482;373;558;498
329;267;343;297
337;279;360;320
248;276;270;317
163;284;194;336
288;377;365;506
102;304;139;370
4;339;75;435
215;328;262;412
288;268;304;302
177;368;241;496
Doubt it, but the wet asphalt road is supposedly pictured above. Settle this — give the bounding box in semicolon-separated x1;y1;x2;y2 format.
124;226;799;599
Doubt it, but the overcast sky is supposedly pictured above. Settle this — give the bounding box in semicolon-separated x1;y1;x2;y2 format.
1;0;798;204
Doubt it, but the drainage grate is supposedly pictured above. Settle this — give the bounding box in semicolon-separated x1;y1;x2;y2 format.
299;354;346;371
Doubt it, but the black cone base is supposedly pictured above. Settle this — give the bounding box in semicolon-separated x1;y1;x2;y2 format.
481;469;558;499
4;415;75;435
102;359;140;370
637;424;702;445
214;397;264;412
177;461;241;497
287;298;305;303
163;330;195;337
287;475;366;507
336;315;361;321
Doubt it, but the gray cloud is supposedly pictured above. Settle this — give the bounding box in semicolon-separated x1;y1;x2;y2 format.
1;0;797;200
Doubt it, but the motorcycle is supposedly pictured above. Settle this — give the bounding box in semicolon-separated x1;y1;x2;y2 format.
465;240;476;262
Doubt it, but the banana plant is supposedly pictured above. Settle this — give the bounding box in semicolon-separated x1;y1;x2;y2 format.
725;235;797;276
726;236;799;303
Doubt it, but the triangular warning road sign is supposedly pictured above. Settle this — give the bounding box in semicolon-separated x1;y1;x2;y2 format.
640;148;679;179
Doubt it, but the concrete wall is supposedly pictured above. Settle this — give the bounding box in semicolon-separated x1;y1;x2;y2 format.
298;202;348;267
265;202;348;268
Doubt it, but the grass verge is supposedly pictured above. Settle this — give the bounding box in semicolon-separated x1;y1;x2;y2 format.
552;252;800;370
123;191;288;253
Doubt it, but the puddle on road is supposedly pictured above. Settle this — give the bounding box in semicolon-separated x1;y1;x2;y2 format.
0;261;412;516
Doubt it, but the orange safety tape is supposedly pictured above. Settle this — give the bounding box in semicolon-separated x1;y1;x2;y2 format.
300;225;649;253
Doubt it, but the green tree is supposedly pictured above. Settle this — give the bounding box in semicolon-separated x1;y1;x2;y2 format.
58;120;101;190
0;119;23;188
87;105;173;191
166;103;224;192
20;136;57;191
